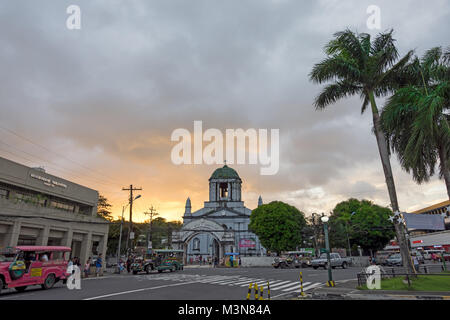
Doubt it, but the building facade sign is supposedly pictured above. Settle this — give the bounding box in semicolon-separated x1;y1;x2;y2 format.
30;173;68;189
239;238;256;248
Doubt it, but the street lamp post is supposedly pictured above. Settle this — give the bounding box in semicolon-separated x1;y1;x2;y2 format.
321;215;334;286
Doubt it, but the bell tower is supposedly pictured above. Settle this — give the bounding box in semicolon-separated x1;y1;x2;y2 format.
208;165;242;203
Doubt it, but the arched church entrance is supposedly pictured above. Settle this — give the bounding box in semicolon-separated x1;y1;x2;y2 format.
183;231;223;265
173;218;235;265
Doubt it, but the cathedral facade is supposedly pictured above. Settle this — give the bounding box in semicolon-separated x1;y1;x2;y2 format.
172;165;266;263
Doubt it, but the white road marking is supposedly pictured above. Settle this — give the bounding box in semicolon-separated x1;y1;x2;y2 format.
83;281;199;300
265;281;293;290
293;282;323;292
232;278;256;285
281;282;311;292
239;279;264;286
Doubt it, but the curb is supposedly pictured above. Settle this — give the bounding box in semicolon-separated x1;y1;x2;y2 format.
310;291;450;300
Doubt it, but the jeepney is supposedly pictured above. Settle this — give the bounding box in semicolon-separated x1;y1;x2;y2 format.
0;246;71;294
154;249;184;273
272;250;314;269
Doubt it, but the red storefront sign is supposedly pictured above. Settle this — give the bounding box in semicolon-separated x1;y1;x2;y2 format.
239;239;256;248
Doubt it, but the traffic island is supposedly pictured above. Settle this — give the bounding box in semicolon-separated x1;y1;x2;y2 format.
293;275;450;300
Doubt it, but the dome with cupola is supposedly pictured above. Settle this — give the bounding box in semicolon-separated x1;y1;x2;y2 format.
209;165;240;180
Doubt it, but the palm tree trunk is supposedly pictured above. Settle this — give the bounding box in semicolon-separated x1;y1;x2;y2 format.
438;143;450;200
368;91;399;211
368;91;415;275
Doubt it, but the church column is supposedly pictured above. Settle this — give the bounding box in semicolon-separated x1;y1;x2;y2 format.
219;244;224;260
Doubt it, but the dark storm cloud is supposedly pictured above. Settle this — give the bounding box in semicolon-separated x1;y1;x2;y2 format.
0;1;449;219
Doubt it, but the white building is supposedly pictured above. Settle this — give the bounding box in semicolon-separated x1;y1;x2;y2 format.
172;165;266;263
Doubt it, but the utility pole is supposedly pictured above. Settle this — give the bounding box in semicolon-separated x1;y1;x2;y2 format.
144;206;158;250
123;185;142;253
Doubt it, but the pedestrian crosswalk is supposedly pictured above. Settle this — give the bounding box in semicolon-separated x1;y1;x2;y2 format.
134;273;324;294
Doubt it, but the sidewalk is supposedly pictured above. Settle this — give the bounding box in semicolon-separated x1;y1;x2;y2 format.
183;265;213;269
301;279;450;300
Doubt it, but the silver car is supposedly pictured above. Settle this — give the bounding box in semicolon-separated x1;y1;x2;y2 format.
386;254;402;266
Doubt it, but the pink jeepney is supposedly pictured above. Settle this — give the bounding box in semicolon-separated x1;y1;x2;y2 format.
0;246;71;294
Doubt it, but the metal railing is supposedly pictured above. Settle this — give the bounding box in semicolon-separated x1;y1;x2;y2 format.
357;264;450;288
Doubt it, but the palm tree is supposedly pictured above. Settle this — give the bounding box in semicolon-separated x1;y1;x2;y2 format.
382;47;450;199
309;29;415;273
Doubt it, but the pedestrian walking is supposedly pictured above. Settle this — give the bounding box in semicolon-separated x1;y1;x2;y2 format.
67;257;74;274
413;254;420;272
95;253;103;277
84;257;91;278
213;256;218;268
126;256;132;273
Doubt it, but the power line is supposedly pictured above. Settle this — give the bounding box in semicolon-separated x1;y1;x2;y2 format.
0;140;123;190
0;125;123;186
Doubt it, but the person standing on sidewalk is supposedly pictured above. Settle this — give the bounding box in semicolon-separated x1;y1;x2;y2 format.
84;258;91;278
95;253;103;277
413;254;420;272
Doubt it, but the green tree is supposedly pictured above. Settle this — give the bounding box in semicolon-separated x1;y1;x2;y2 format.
382;47;450;199
309;29;415;273
329;199;395;254
249;201;307;255
97;194;113;221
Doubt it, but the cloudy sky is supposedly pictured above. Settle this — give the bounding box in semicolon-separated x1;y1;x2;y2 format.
0;0;449;222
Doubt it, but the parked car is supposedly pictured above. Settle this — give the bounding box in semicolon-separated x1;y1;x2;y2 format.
311;253;351;269
423;250;445;261
385;253;402;266
272;252;313;269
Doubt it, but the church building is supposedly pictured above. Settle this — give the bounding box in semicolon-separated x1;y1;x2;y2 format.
172;165;266;263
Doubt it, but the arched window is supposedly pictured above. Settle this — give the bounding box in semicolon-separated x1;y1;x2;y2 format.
193;238;200;251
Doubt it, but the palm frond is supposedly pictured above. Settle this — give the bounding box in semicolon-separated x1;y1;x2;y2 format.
314;81;361;110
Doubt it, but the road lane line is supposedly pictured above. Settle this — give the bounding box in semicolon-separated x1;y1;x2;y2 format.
232;278;255;285
281;282;311;292
239;279;264;286
196;276;228;283
208;278;242;285
265;281;293;290
84;281;199;300
294;282;322;292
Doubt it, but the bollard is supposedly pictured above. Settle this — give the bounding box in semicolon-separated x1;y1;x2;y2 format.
254;283;259;300
267;281;271;300
299;271;306;296
246;283;253;300
259;285;264;300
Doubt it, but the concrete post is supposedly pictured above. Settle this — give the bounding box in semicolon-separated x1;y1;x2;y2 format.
80;231;93;267
36;225;50;246
62;228;73;247
98;233;108;273
6;221;21;247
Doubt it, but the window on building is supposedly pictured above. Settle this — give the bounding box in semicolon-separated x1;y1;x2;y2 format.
15;192;47;206
0;188;8;199
193;238;200;251
50;201;75;212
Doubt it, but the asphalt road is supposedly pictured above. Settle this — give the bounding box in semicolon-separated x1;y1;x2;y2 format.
0;265;365;300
